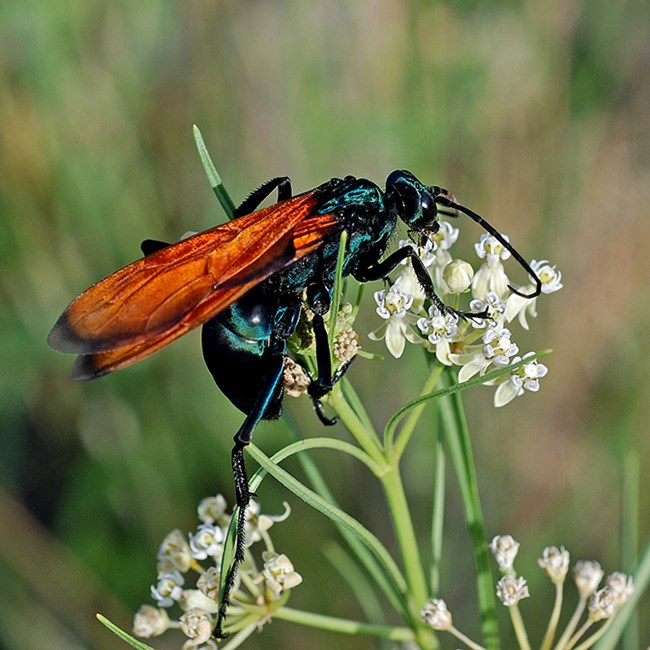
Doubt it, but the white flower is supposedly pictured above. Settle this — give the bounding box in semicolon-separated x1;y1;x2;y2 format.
475;232;512;264
196;566;220;602
430;220;460;253
256;552;303;599
535;259;563;293
197;495;229;526
133;605;170;638
588;587;618;621
453;327;519;383
605;572;634;606
151;570;185;607
179;589;220;614
179;608;214;649
398;237;436;267
496;574;529;607
490;535;520;572
369;280;421;358
493;352;548;407
157;529;192;574
574;561;604;597
482;327;519;366
472;233;511;299
189;524;224;561
469;291;506;328
505;259;562;330
429;221;460;293
538;546;570;584
416;306;458;365
421;598;453;630
394;264;426;308
245;500;291;546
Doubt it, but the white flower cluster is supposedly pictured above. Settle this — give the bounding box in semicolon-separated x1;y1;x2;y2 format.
423;535;635;650
370;225;562;407
133;495;301;648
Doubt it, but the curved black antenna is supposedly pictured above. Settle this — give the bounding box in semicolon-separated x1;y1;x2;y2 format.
435;195;542;299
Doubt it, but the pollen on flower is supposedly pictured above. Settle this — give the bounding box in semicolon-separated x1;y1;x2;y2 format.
416;306;458;365
472;233;512;299
469;291;506;327
496;574;530;607
369;280;421;358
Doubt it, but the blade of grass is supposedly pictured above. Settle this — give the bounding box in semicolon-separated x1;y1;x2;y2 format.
192;125;236;220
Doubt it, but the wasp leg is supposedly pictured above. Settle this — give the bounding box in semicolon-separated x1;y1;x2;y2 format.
214;351;285;639
233;176;293;218
355;247;488;320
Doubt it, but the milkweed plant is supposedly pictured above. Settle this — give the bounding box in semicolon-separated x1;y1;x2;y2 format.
98;129;647;650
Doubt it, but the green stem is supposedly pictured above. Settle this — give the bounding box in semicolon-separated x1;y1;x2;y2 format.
439;368;499;650
330;381;385;464
273;607;414;641
540;582;564;650
389;362;444;459
430;425;445;595
509;604;531;650
380;465;433;649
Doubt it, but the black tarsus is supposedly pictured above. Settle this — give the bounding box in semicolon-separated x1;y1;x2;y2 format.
354;246;487;320
233;176;293;218
434;194;542;299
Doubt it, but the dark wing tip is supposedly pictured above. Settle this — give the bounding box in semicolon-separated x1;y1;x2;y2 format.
47;313;87;354
70;354;107;381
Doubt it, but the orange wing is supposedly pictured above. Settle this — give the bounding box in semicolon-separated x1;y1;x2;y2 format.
48;191;340;379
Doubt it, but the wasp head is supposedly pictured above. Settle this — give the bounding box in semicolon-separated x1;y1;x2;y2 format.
385;170;441;233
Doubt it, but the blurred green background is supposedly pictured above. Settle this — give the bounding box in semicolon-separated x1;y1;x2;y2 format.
1;0;649;648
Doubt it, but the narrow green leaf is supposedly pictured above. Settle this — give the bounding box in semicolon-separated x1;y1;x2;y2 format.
246;443;408;597
281;414;409;619
192;124;236;220
328;229;348;346
385;349;552;443
96;614;155;650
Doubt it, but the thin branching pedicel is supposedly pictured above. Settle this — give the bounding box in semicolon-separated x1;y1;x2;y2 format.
423;536;634;650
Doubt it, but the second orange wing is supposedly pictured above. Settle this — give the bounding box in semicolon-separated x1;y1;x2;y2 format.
48;191;340;378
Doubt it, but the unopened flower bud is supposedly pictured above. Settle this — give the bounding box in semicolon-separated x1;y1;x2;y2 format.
442;259;474;294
